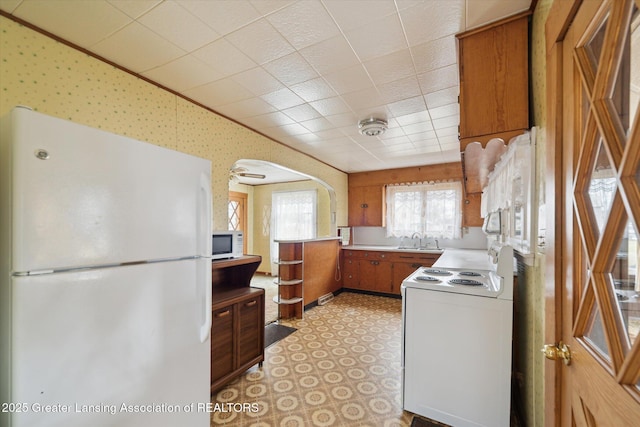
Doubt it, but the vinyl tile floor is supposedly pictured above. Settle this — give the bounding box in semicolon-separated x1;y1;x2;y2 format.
210;292;413;426
250;273;279;325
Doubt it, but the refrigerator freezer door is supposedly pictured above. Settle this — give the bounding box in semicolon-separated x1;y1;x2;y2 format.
9;260;210;427
3;108;211;273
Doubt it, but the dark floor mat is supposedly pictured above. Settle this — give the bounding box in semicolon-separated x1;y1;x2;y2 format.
264;323;297;348
410;416;450;427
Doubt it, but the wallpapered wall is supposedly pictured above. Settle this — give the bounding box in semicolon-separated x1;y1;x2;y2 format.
0;16;348;231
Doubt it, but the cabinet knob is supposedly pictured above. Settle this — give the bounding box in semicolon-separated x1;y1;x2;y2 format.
245;300;257;307
361;203;368;208
215;309;231;318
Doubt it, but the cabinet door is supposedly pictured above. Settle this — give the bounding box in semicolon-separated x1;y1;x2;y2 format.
237;295;263;367
458;14;529;140
348;186;384;226
374;260;394;293
392;262;421;295
210;305;234;384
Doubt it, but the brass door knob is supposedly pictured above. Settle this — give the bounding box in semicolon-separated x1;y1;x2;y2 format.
542;341;572;366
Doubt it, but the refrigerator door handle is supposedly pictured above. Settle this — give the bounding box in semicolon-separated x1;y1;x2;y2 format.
200;278;212;343
198;172;212;343
198;172;212;257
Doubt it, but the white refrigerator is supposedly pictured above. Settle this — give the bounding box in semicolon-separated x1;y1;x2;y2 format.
0;107;212;427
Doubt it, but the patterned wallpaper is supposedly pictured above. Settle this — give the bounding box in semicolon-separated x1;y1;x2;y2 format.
0;16;348;231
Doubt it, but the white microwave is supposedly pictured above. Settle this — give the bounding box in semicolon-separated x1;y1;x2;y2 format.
212;230;243;260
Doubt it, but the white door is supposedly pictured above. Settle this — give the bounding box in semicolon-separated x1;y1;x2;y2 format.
9;260;210;427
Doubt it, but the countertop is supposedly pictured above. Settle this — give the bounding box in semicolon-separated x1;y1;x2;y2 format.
341;245;443;255
432;248;493;270
275;237;341;243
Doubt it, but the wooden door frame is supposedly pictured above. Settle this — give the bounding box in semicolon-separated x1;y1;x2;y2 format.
545;2;580;424
229;191;248;254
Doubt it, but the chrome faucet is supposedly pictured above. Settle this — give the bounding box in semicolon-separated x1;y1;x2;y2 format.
411;232;421;248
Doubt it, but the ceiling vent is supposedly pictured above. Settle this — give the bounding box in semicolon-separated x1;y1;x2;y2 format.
358;118;388;137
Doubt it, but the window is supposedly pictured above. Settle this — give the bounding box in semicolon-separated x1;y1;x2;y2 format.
386;181;462;239
270;190;317;265
272;190;317;240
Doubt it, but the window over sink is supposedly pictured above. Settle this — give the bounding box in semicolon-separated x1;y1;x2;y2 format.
385;181;462;239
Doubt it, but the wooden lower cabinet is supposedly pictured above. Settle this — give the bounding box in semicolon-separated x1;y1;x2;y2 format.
342;250;440;295
210;255;264;393
210;289;264;392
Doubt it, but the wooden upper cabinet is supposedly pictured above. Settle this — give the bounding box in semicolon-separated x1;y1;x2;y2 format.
348;185;385;227
457;12;530;150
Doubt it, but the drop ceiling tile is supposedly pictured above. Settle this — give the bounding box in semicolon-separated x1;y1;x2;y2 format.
300;117;334;133
138;1;220;51
142;55;222;92
395;110;430;126
379;126;407;140
345;13;407;61
260;87;306;110
215;97;277;119
12;0;131;48
263;52;318;86
299;35;360;75
193;38;256;76
429;103;459;120
277;122;311;136
435;126;459;138
183;78;253;107
232;67;285;96
402;121;435;136
323;64;373;94
309;97;351;116
387;95;426;117
249;0;295;15
108;0;161;19
178;0;261;36
290;77;338;103
282;103;322;122
399;0;464;47
364;49;415;85
322;0;398;33
377;76;422;104
408;130;438;142
91;21;186;73
424;86;458;109
411;36;457;74
326;112;359;128
241;111;294;128
225;19;295;65
432;114;459;129
417;64;459;94
341;87;384;112
381;135;411;146
266;0;340;50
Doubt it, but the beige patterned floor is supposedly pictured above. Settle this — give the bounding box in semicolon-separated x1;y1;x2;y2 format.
210;292;413;426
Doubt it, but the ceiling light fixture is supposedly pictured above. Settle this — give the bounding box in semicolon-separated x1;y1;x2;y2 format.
358;118;388;137
229;166;266;182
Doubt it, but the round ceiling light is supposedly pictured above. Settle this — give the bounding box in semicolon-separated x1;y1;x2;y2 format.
358;118;388;137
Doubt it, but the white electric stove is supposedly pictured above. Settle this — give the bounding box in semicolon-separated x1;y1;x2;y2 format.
401;243;514;427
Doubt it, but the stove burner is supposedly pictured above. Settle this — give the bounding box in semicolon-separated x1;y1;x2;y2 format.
459;271;482;277
415;275;441;282
448;278;483;286
422;268;452;276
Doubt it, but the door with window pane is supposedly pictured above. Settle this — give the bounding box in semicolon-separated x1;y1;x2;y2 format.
228;191;247;255
549;0;640;424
